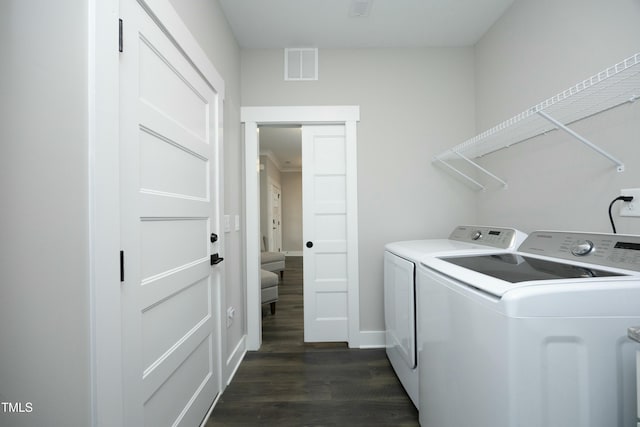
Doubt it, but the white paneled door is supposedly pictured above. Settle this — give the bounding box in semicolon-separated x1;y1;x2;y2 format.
119;0;223;425
302;125;350;342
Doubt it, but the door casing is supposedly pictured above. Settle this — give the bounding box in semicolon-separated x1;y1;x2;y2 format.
241;106;360;351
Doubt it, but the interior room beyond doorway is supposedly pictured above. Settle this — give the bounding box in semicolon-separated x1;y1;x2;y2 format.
259;125;303;257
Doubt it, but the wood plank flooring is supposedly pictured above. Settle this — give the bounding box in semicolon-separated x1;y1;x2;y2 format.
206;257;419;426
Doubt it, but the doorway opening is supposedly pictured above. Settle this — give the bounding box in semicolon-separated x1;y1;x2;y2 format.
259;125;303;257
242;106;361;351
258;125;304;347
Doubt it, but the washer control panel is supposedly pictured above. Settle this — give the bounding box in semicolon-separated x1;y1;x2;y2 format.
520;231;640;271
449;225;526;249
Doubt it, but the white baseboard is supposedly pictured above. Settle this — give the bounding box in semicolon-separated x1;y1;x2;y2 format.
200;392;222;427
358;330;385;348
202;335;246;426
225;335;247;385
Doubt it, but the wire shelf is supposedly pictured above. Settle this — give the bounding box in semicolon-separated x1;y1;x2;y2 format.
434;52;640;189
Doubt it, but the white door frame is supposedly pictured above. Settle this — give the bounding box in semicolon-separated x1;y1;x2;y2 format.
267;180;282;252
89;0;226;425
241;106;360;351
89;0;123;424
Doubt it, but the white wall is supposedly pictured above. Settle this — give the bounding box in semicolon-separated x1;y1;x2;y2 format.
0;1;91;426
168;0;245;380
241;48;477;331
474;0;640;235
281;172;303;253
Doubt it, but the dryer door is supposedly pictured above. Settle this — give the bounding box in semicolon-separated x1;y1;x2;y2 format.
384;251;416;368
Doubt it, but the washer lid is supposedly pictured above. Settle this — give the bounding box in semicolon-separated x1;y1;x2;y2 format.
385;239;482;262
440;253;626;283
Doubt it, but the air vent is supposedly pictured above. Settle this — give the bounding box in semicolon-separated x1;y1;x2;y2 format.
284;48;318;81
349;0;373;17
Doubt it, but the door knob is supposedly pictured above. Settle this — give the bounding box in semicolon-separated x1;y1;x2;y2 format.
306;241;313;248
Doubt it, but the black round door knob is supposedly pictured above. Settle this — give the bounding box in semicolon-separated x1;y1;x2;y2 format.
306;241;314;248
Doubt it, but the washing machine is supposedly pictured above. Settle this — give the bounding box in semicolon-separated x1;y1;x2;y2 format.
384;225;527;408
417;230;640;427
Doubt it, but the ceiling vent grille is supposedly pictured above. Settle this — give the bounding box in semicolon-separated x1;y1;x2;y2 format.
349;0;373;17
284;48;318;81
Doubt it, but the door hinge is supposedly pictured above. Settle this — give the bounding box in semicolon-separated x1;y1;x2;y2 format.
120;250;125;282
118;19;123;53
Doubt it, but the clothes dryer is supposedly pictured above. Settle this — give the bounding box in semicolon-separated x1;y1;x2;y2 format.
384;225;526;408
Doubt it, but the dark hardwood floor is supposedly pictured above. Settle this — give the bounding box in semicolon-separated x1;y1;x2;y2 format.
206;257;419;426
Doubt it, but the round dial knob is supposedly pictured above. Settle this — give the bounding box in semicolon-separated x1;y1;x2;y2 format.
570;240;594;256
471;230;482;241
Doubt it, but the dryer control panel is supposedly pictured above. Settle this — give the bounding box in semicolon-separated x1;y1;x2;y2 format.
520;231;640;272
449;225;527;250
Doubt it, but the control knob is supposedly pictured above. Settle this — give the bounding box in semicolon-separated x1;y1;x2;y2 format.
471;230;482;241
570;240;594;256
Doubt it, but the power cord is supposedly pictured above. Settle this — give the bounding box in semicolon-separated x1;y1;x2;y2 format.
609;195;634;234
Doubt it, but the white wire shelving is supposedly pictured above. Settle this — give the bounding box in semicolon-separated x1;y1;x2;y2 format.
434;52;640;191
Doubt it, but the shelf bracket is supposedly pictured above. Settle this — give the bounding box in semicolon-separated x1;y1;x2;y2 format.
434;157;486;191
537;110;625;172
453;151;508;189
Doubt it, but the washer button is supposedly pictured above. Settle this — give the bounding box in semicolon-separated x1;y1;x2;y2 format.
570;240;594;256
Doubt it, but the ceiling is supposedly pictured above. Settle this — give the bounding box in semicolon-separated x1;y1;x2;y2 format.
228;0;516;169
259;126;303;171
218;0;515;49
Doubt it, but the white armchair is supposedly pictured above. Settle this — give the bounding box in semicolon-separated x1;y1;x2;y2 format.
261;269;278;314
